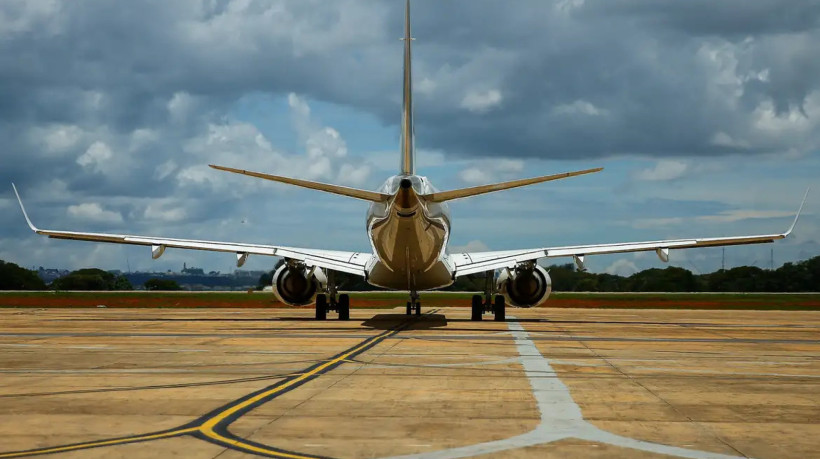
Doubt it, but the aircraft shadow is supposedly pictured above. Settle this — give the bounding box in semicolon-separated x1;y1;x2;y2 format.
362;313;448;330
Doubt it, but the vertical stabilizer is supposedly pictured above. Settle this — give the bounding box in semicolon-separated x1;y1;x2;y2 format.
400;0;415;175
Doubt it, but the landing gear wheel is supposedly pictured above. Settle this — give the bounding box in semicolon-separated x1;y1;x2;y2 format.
406;301;412;315
338;294;350;321
493;295;505;322
471;295;483;321
415;301;421;315
315;294;327;321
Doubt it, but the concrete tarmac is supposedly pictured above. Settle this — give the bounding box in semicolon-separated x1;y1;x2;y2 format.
0;307;818;458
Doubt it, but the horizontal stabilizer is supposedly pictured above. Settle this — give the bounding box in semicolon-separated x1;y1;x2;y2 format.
209;165;390;202
422;167;603;203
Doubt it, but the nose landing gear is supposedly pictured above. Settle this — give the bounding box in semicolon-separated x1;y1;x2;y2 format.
406;290;421;315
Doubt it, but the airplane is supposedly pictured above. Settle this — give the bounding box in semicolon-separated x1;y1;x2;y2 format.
12;0;808;322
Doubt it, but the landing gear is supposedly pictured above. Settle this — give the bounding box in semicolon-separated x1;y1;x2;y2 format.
315;271;349;321
493;294;506;321
470;271;505;321
338;293;350;321
406;291;421;316
471;295;483;321
315;294;327;320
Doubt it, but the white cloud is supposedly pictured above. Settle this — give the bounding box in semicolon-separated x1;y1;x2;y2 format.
178;94;372;193
29;124;84;155
633;160;689;181
129;128;159;151
167;92;197;123
0;0;62;37
632;209;797;229
66;203;123;224
458;167;492;185
416;77;437;95
153;160;178;181
144;203;186;222
696;209;797;223
752;93;819;135
306;127;347;159
555;0;585;13
449;240;490;253
604;258;639;276
458;159;525;184
552;100;607;117
461;89;502;113
631;217;686;229
710;131;749;148
76;141;113;173
338;163;371;187
288;92;311;119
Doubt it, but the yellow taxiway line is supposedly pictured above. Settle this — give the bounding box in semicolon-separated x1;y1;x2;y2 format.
0;315;419;458
0;427;199;458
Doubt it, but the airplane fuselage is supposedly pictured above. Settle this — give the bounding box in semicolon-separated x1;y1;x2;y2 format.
366;175;454;291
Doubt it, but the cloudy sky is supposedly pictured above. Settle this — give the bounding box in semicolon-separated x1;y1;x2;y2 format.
1;0;818;278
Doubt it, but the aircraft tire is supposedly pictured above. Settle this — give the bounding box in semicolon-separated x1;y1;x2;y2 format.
338;294;350;320
493;295;505;321
406;302;412;315
415;301;421;315
316;294;327;320
471;295;482;321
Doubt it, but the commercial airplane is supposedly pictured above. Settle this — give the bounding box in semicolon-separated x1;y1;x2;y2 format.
13;0;807;321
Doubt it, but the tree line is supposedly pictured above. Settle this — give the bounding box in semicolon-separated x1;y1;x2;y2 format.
256;255;820;293
0;262;181;291
2;255;819;292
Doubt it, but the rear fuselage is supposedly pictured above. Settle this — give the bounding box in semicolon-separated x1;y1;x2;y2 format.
366;175;454;290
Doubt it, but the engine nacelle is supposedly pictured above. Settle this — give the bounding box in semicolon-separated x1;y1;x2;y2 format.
496;263;552;308
271;262;326;307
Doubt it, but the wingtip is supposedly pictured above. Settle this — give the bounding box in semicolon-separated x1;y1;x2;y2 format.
209;164;237;172
11;183;39;232
784;187;810;236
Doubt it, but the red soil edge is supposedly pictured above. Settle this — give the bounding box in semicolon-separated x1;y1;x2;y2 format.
1;295;819;309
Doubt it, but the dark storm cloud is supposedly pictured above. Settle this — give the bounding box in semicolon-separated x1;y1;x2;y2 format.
4;0;819;168
1;0;819;265
0;0;820;274
406;0;820;159
582;0;820;37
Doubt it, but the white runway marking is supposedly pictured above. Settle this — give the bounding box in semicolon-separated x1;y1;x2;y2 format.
383;317;748;459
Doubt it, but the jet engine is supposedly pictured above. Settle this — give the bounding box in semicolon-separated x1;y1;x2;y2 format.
271;262;326;307
496;263;552;308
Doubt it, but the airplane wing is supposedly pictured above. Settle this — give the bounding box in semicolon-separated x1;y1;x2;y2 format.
450;189;809;277
12;185;371;276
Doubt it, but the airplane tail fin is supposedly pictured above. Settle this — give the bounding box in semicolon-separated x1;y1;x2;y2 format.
421;167;603;203
209;165;390;202
399;0;415;175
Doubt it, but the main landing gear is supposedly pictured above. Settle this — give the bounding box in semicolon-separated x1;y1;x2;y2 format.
471;271;505;322
315;271;349;321
405;290;421;316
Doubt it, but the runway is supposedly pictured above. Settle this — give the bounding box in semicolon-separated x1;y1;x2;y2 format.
0;307;818;458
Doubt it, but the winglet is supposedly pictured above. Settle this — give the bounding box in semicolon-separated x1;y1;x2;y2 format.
11;183;39;232
784;187;810;236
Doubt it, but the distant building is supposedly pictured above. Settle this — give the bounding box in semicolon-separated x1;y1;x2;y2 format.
37;267;70;283
181;262;205;276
